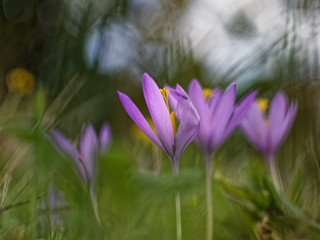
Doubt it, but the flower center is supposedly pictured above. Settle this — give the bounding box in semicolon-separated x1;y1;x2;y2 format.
203;88;213;101
160;88;176;135
71;139;87;165
257;98;269;126
257;98;269;113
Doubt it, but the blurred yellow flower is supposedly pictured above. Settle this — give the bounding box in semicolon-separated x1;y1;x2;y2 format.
130;118;156;145
6;68;35;96
257;98;269;113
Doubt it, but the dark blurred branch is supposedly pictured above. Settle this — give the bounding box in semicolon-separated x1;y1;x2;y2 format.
0;193;44;214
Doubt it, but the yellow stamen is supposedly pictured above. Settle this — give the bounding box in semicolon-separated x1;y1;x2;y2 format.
257;98;269;113
72;139;78;146
170;111;176;135
160;88;176;135
160;88;170;110
203;88;213;101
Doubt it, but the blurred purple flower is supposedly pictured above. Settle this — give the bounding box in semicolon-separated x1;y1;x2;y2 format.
38;186;67;235
187;79;257;160
118;73;200;172
50;124;111;187
48;186;66;229
241;91;297;161
175;79;256;240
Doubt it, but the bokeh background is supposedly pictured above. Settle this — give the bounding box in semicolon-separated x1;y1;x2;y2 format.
0;0;320;239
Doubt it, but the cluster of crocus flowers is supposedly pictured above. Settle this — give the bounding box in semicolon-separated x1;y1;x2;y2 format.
241;91;297;190
42;70;297;239
50;124;111;188
117;73;297;240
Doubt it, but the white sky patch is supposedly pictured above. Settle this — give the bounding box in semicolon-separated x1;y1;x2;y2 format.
85;23;140;73
180;0;288;85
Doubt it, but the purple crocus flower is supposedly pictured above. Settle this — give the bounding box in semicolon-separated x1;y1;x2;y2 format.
168;79;256;240
50;124;111;187
186;79;257;240
241;91;297;161
48;186;66;230
117;73;200;172
241;92;297;191
118;73;199;240
187;79;257;161
38;186;67;235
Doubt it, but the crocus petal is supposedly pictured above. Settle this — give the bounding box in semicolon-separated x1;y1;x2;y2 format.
100;123;111;152
173;88;200;162
211;83;236;146
117;91;165;152
175;84;189;96
142;73;175;157
242;117;263;151
188;79;212;150
241;103;267;152
224;90;258;137
208;88;222;115
80;124;98;183
165;85;178;111
169;85;189;103
268;91;288;148
287;101;298;130
269;101;297;153
51;130;80;160
50;130;87;183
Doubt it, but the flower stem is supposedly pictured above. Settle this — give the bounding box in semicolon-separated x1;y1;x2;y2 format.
205;154;213;240
268;156;283;193
172;162;182;240
175;191;182;240
90;188;101;226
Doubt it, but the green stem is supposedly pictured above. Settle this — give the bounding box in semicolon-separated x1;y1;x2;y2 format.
268;156;283;193
175;191;182;240
172;162;182;240
90;188;101;227
205;154;213;240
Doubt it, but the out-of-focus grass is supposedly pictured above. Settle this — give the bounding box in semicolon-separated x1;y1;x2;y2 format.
0;103;318;240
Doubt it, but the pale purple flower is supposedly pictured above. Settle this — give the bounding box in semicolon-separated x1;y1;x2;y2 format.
38;186;66;235
241;91;297;160
187;79;257;160
50;124;111;187
48;186;66;229
117;73;200;172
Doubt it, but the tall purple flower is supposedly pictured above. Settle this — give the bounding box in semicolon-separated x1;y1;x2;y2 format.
188;79;257;160
186;79;256;240
241;92;297;192
117;73;200;172
241;91;297;161
50;124;111;188
118;73;199;240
